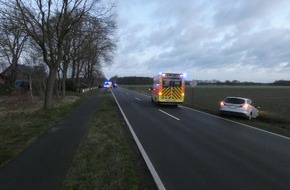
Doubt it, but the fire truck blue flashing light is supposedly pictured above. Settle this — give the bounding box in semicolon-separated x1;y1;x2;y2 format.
181;73;187;78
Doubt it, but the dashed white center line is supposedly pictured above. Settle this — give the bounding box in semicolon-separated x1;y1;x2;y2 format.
135;97;141;101
158;109;180;121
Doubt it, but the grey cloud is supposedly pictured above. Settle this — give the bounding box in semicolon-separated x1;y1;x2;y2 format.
223;28;290;67
107;0;290;82
119;24;148;54
212;0;285;29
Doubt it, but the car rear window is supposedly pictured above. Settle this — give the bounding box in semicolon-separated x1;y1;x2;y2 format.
224;98;245;104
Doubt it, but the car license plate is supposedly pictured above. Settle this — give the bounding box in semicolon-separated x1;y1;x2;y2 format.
229;106;236;109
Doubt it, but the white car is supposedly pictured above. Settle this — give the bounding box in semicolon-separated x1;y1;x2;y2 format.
220;97;259;120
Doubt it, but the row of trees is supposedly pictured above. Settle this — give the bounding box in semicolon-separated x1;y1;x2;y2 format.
110;76;152;85
111;76;290;86
272;80;290;86
194;79;290;86
0;0;117;109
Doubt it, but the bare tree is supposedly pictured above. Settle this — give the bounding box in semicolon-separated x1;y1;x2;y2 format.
67;11;117;90
0;0;117;108
1;0;114;109
0;7;28;86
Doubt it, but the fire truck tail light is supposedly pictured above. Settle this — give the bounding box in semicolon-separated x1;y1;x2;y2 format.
158;92;162;96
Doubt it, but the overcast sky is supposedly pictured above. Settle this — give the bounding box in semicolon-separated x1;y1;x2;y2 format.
102;0;290;83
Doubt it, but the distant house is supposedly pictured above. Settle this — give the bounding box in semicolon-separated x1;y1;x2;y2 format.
0;73;5;85
0;64;47;89
0;64;34;82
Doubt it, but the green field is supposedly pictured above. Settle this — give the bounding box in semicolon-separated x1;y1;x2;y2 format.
122;85;290;137
184;85;290;122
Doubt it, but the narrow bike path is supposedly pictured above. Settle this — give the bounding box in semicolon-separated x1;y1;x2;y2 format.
0;90;103;190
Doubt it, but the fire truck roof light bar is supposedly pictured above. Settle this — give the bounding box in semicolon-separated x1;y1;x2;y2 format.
158;72;186;78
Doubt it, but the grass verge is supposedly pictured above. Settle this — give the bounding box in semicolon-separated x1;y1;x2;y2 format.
0;92;88;167
62;92;156;190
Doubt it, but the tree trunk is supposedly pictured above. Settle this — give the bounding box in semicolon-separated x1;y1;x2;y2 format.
62;71;66;99
9;58;18;87
44;66;57;109
29;74;33;100
38;80;45;100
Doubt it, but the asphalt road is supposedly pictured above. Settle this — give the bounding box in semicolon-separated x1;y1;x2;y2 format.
112;87;290;190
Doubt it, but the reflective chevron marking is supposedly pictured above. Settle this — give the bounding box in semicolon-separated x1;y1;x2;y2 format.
162;87;182;100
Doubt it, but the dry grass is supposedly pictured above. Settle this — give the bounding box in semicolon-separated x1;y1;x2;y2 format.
0;92;82;166
0;93;80;118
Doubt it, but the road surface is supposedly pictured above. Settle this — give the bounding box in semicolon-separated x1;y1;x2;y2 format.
112;87;290;190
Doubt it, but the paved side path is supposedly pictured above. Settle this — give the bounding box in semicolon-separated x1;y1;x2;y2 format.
0;90;102;190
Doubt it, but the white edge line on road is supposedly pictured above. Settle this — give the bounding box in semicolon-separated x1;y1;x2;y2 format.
158;109;180;121
111;90;166;190
121;87;290;140
181;105;290;140
134;97;141;101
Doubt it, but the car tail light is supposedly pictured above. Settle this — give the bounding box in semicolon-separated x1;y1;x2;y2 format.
240;104;248;108
220;102;225;106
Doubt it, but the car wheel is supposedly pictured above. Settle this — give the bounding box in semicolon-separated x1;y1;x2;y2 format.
248;112;252;120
